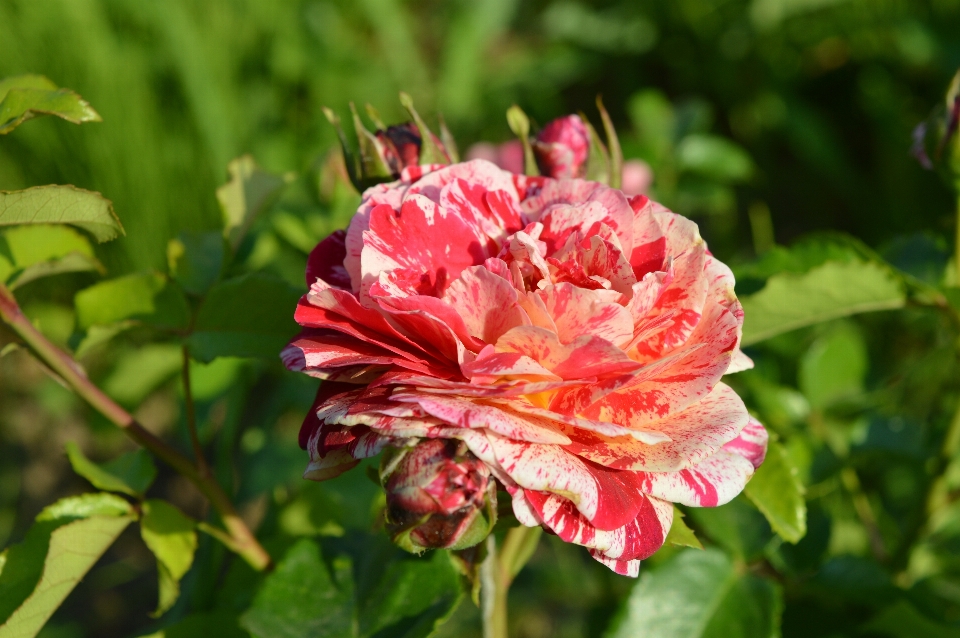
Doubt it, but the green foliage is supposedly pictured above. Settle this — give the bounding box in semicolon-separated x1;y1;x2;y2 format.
186;273;301;362
0;74;100;134
167;232;226;297
0;225;103;289
241;538;461;638
740;259;906;345
665;508;703;550
0;494;135;638
0;186;122;243
65;442;157;498
605;549;782;638
217;156;290;251
74;273;189;331
744;441;807;544
140;500;198;618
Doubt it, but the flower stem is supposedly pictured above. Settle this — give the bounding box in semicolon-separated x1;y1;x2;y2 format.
0;283;271;571
181;344;211;478
481;525;543;638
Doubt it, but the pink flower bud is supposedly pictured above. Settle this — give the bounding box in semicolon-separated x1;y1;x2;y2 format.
382;439;496;552
534;114;590;178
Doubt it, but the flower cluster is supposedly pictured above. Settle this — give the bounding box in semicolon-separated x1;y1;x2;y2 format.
284;111;767;576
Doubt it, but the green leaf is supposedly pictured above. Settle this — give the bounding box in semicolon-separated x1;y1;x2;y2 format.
241;538;460;638
0;186;123;243
217;156;289;250
0;494;135;637
358;550;462;637
75;272;189;331
167;231;226;296
65;442;157;498
675;134;754;182
241;539;355;638
134;611;248;638
740;259;906;346
605;549;782;638
862;599;960;638
798;322;867;410
685;496;772;562
665;508;703;550
73;321;137;359
1;225;103;289
0;74;101;134
186;273;300;362
744;441;807;544
140;500;198;618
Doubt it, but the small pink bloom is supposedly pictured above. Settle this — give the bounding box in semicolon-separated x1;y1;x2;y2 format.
534;114;590;179
286;158;765;576
621;159;654;196
467;140;524;175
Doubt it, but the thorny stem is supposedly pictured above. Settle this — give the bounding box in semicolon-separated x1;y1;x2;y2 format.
181;344;210;478
0;283;271;571
481;526;543;638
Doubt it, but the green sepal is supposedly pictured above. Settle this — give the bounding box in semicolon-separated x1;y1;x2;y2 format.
398;92;448;165
322;106;362;192
596;96;623;188
364;103;387;130
582;114;611;184
506;105;539;176
349;102;393;182
438;113;460;163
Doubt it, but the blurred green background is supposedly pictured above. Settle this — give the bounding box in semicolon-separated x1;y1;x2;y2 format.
3;0;960;637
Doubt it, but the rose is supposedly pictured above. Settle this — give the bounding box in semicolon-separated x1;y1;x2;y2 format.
284;159;766;576
533;114;590;179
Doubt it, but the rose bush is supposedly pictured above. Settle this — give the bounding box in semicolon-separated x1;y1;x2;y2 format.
284;158;767;576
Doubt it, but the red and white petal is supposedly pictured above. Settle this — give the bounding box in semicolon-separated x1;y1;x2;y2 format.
722;417;768;468
561;382;751;472
537;283;634;347
442;266;530;343
638;449;756;507
306;230;351;290
361;195;492;297
495;326;642;380
525;490;673;562
391;392;571;445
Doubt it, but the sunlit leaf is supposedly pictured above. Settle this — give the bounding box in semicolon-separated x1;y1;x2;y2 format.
75;272;189;331
140;500;197;618
186;273;300;362
1;225;103;289
217;156;289;250
0;74;101;134
0;186;123;243
0;494;135;638
605;548;782;638
740;259;905;346
65;442;157;498
665;508;703;550
745;441;807;544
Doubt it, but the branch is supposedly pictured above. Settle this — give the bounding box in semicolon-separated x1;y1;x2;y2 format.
0;282;271;571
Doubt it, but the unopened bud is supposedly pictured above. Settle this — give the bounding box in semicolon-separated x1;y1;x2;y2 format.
381;439;497;553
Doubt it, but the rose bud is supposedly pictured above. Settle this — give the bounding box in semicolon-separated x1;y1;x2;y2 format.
534;114;590;178
376;123;426;175
381;439;497;553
